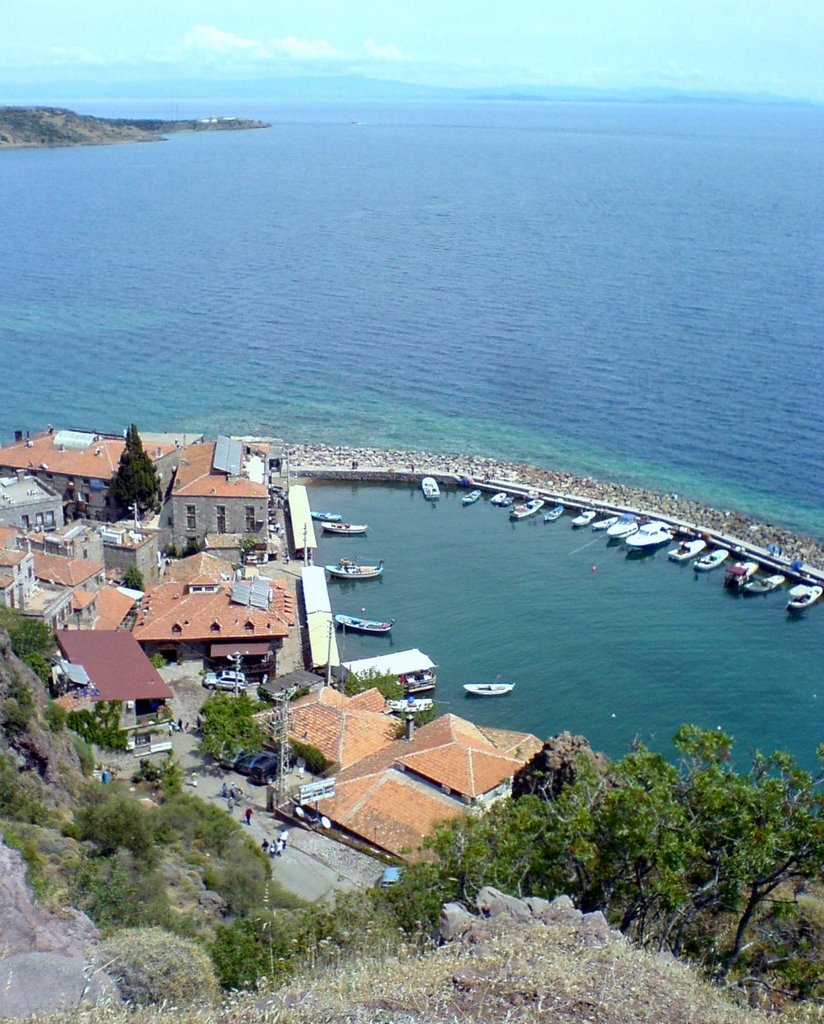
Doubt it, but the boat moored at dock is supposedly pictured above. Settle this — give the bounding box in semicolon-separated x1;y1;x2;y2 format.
340;649;438;697
607;513;638;538
786;584;823;612
571;509;597;528
743;574;785;595
325;558;384;579
421;477;441;500
724;560;760;591
321;521;368;535
333;613;394;633
386;696;434;714
592;515;619;531
311;511;343;522
668;538;707;562
624;521;673;550
543;504;564;522
510;498;545;521
694;548;730;572
462;489;482;505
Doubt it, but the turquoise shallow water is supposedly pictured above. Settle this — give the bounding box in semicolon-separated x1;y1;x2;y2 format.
311;482;822;770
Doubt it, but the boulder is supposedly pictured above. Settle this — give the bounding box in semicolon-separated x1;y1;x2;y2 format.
0;953;119;1018
440;902;474;943
476;886;532;922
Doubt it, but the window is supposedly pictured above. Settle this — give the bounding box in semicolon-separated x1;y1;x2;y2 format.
245;506;256;531
186;505;197;531
216;505;226;533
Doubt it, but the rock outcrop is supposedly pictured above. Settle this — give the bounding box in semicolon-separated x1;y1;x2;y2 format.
512;730;609;800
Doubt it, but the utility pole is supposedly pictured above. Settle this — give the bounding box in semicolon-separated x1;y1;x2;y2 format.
266;690;291;807
230;651;243;694
130;502;139;530
325;619;333;687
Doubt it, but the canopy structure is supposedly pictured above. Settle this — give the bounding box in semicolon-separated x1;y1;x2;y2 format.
302;566;339;669
288;485;317;554
210;641;272;658
342;649;436;679
301;566;331;615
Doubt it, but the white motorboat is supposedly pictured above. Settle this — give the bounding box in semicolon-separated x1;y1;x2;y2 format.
624;521;673;550
592;515;619;532
421;477;440;500
668;538;707;563
571;510;597;528
693;548;729;572
463;682;515;697
607;513;639;538
510;498;545;521
743;573;785;595
724;560;760;591
786;584;823;612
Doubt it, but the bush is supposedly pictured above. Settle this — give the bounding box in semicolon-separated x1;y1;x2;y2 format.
150;653;166;669
67;700;128;751
122;566;144;591
73;736;96;775
290;738;332;776
1;676;34;736
97;927;219;1006
44;701;67;733
75;786;156;862
0;755;47;824
71;850;170;929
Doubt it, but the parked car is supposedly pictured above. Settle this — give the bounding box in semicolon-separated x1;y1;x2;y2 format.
234;751;265;776
248;752;281;786
202;669;247;691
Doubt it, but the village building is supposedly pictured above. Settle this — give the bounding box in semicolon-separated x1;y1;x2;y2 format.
313;714;543;860
286;686;398;770
164;437;268;552
131;575;295;675
0;470;63;533
32;551;105;592
0;546;74;630
98;522;160;586
54;630;174;754
24;521;104;562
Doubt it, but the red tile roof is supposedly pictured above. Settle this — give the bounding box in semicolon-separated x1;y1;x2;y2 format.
172;442;266;499
0;430;174;480
288;687;397;768
163;551;235;584
33;552;104;588
95;588;136;630
0;525;17;549
56;630;173;702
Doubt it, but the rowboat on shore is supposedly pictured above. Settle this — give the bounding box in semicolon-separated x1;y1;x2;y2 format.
510;498;545;521
693;548;729;572
325;558;384;580
334;613;394;634
311;511;343;522
786;584;823;612
322;521;368;535
668;538;707;563
571;510;597;528
463;682;515;697
421;477;440;500
543;504;564;522
462;489;482;506
743;574;785;595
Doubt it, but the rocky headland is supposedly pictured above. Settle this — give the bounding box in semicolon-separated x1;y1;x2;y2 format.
0;107;268;149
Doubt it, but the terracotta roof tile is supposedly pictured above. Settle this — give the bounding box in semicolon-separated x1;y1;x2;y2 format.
0;571;14;589
289;687;396;768
0;548;27;567
163;551;235;584
71;590;98;611
172;442;266;499
95;588;136;630
0;430;174;480
0;525;18;549
33;552;104;588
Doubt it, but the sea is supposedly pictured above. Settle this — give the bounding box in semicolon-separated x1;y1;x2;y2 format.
0;99;821;766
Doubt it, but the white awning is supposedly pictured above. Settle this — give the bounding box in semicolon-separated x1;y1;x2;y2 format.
307;612;340;669
342;649;436;678
288;485;317;551
301;565;331;615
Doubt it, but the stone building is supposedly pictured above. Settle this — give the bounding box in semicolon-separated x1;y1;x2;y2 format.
0;470;63;533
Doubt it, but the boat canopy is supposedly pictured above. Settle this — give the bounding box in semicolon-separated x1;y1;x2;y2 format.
342;648;436;679
301;566;331;615
288;485;318;552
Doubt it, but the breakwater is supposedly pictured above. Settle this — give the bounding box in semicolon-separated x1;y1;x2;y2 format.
285;443;824;583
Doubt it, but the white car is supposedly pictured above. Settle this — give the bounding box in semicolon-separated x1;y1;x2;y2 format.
202;670;247;691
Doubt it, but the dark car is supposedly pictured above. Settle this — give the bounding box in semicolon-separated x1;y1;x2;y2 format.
248;752;281;786
234;751;265;776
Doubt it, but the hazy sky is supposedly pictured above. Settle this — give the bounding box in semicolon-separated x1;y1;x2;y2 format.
2;0;822;100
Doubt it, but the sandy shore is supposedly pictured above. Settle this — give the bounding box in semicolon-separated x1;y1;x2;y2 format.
284;443;824;575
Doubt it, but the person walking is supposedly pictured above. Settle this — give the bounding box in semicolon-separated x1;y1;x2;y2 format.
245;807;253;826
221;782;228;799
279;829;289;849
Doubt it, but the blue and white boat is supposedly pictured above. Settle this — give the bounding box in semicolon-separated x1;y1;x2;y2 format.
693;548;729;572
311;511;343;522
462;489;482;506
510;498;545;521
490;492;512;507
543;504;564;522
334;613;394;634
326;558;384;580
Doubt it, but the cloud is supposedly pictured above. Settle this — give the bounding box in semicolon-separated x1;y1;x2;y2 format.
273;36;344;62
362;39;408;62
180;24;271;63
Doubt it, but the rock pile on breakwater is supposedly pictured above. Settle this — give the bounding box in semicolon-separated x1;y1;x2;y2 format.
287;442;824;572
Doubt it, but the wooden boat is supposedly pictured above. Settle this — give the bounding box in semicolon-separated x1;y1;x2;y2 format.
321;521;368;535
386;697;434;714
693;548;729;572
668;538;707;563
786;584;823;612
592;515;619;532
463;682;515;697
543;504;564;522
724;560;760;591
743;573;785;595
571;510;597;528
334;613;394;634
325;558;384;580
421;477;440;500
311;511;342;522
607;513;638;538
510;498;545;521
462;489;482;506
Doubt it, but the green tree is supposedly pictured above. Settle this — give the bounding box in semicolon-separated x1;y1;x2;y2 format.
198;692;267;763
122;565;144;591
343;668;402;701
109;424;160;515
0;608;54;681
1;675;35;736
75;786;157;862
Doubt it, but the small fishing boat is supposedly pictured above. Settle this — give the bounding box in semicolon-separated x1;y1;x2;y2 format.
311;511;343;522
668;538;707;563
463;682;515;697
325;558;384;580
743;573;785;595
571;510;597;528
543;504;564;522
421;477;440;500
693;548;729;572
724;560;760;591
334;613;394;634
462;489;482;506
386;697;434;714
510;498;545;521
607;513;639;538
322;521;368;535
625;521;673;550
786;584;823;612
592;515;619;532
490;492;509;506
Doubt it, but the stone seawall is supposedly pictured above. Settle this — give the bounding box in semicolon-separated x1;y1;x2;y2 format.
284;443;824;582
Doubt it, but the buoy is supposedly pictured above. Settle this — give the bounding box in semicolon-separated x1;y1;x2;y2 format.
610;713;616;719
591;565;597;572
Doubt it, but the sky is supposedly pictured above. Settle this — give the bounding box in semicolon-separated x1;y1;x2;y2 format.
1;0;823;101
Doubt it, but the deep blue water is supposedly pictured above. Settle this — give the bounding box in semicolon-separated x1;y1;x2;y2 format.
1;100;822;537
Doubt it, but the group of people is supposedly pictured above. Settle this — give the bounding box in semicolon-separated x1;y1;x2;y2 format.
262;830;289;858
219;781;290;857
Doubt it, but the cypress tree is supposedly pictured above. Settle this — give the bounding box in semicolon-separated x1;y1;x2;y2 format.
109;424;160;514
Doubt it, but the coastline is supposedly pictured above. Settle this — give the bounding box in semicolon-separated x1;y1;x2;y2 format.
286;442;824;579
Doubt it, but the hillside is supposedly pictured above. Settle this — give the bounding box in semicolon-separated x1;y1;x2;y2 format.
0;106;268;148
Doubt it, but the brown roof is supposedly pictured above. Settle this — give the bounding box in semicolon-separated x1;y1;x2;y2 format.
56;630;173;702
0;549;26;567
95;588;137;630
33;552;104;588
0;430;174;481
172;442;266;499
288;686;397;769
0;525;18;549
0;572;14;590
132;578;295;644
163;550;235;584
71;590;98;611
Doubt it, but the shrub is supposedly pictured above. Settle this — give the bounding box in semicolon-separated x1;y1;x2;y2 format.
67;700;128;751
122;565;144;591
150;653;166;669
290;738;332;776
44;701;67;733
75;786;156;862
73;736;96;775
97;927;219;1006
1;675;34;736
0;755;47;824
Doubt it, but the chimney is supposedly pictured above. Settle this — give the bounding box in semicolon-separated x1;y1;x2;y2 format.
14;430;23;443
404;711;415;742
15;469;26;483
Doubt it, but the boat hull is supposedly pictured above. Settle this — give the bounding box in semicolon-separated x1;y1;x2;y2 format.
325;560;384;580
463;682;515;696
322;522;368;535
543;505;564;522
334;614;394;634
